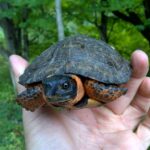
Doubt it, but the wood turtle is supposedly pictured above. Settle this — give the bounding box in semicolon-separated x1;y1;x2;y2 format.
17;35;132;111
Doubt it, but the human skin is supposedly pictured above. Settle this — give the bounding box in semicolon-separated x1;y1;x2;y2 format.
9;50;150;150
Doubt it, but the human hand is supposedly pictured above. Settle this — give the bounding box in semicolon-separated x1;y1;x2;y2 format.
9;50;150;150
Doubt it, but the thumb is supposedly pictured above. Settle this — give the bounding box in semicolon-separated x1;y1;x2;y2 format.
9;55;28;93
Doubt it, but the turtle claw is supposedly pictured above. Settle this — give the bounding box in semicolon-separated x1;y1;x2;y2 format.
16;87;46;111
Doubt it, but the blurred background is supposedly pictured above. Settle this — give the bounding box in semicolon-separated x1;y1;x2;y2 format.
0;0;150;149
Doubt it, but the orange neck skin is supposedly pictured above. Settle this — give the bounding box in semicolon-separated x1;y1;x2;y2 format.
68;75;85;105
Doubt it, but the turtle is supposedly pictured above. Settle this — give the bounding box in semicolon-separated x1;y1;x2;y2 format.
17;35;132;111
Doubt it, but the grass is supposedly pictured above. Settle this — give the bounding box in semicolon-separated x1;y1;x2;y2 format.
0;56;25;150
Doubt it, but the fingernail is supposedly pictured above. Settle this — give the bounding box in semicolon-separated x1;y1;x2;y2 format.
131;50;149;78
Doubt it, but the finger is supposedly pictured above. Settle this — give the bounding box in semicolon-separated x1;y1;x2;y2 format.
131;50;149;78
131;77;150;113
107;50;149;114
119;77;150;131
9;55;28;93
136;109;150;149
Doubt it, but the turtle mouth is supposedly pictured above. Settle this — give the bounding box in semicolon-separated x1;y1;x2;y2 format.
46;95;76;103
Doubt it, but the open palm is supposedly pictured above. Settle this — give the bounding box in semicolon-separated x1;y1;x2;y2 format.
10;50;150;150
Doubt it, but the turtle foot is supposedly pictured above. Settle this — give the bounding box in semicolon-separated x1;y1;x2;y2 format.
84;79;127;104
16;87;46;111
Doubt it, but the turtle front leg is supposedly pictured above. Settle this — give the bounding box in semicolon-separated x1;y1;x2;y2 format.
16;87;46;111
84;79;127;104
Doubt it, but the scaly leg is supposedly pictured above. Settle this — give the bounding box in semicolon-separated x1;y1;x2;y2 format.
84;79;127;104
16;87;46;111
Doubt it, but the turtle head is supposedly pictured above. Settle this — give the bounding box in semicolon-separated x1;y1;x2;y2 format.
42;75;77;103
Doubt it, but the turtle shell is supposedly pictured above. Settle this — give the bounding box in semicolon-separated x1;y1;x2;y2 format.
19;35;132;85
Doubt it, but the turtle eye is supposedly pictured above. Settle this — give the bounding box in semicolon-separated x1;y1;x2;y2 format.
62;82;70;89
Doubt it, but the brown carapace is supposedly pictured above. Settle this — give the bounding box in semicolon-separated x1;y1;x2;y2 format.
16;35;131;111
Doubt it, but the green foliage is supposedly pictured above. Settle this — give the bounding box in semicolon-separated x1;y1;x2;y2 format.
1;0;149;58
107;0;143;11
0;57;14;100
0;56;24;149
109;20;149;58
